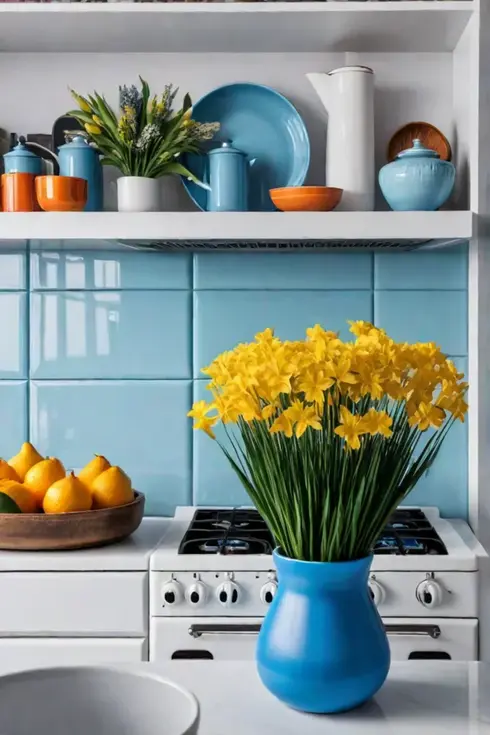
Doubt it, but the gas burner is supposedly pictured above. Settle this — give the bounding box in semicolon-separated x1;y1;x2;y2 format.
200;539;251;554
178;507;447;556
178;508;274;555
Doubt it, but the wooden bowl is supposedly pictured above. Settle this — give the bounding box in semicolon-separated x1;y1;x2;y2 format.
0;491;145;551
36;175;87;212
270;186;343;212
387;122;452;162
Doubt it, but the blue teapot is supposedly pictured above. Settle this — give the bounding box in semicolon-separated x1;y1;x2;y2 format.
56;135;103;212
379;139;455;211
200;141;255;212
4;135;103;212
3;136;58;176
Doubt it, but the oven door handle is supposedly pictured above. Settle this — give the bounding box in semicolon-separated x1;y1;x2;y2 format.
189;623;441;640
188;623;262;638
385;624;441;639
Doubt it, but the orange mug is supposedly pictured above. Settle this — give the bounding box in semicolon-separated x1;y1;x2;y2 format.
1;173;39;212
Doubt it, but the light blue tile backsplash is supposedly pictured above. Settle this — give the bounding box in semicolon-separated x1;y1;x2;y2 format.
30;291;191;379
30;379;192;516
195;290;373;377
0;245;469;518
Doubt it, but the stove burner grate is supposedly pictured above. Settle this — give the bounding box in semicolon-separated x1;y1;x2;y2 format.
200;538;250;554
178;507;447;556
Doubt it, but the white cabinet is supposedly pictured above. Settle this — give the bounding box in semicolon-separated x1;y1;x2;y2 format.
0;638;147;677
0;572;148;636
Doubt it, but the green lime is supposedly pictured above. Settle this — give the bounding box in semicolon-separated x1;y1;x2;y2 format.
0;492;21;513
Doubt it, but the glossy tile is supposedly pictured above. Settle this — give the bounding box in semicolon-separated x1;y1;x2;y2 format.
192;381;250;507
401;357;468;517
374;247;468;290
31;251;191;290
194;290;373;377
30;380;192;516
0;250;26;290
195;252;373;290
374;290;467;356
0;293;27;379
30;291;191;379
0;382;27;458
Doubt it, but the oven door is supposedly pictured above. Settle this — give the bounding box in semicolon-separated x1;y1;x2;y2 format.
386;618;478;661
150;617;478;662
150;618;263;661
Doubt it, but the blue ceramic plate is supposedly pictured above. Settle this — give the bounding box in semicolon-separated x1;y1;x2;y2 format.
181;83;310;212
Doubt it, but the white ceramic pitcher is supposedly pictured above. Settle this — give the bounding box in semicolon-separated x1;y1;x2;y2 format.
307;66;375;212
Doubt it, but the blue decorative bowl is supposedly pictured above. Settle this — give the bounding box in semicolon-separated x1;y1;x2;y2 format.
379;138;455;211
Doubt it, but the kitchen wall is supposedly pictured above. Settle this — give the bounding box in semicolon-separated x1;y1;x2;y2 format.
0;243;468;518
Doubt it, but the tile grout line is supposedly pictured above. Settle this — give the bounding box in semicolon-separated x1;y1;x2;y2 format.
25;240;31;444
190;253;196;506
371;252;376;325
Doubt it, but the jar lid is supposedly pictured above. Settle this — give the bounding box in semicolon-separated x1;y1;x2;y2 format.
396;139;440;160
4;138;38;160
59;135;90;150
209;140;246;156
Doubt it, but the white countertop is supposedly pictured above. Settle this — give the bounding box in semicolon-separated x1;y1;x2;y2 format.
0;518;170;571
139;661;490;734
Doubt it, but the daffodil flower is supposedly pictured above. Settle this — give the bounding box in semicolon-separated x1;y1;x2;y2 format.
334;406;365;450
408;402;446;431
270;412;293;439
359;408;393;438
187;400;214;421
194;416;217;440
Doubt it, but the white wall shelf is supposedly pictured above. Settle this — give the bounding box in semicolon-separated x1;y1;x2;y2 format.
0;2;474;54
0;211;471;250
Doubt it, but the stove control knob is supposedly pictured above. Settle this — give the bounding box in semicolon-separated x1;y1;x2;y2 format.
368;579;385;606
416;578;444;609
186;582;207;607
161;580;183;606
260;581;278;605
216;581;240;608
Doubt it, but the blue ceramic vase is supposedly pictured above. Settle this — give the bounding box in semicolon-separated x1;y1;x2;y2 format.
256;550;390;714
378;138;455;211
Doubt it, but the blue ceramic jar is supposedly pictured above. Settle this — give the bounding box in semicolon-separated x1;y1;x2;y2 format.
379;139;455;211
256;550;390;714
205;141;253;212
58;136;103;212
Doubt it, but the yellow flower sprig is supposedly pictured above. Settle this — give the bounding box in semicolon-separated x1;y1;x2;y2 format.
188;321;468;450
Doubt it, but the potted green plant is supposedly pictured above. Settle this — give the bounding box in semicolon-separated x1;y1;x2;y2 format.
68;78;219;212
189;321;468;713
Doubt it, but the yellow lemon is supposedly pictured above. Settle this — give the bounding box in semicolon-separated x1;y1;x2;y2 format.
0;459;21;483
0;480;37;514
8;442;43;481
43;472;92;514
24;457;66;508
78;455;111;490
91;466;133;509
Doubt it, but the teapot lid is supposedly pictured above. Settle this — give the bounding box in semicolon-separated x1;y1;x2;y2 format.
209;140;246;156
4;137;38;160
59;134;91;150
396;139;440;160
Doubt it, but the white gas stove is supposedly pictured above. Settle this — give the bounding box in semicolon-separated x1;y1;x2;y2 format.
150;507;487;662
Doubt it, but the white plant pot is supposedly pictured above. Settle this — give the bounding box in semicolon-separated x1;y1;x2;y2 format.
117;176;160;213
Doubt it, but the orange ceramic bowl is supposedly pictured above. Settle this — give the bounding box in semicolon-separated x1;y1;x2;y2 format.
270;186;343;212
36;176;87;212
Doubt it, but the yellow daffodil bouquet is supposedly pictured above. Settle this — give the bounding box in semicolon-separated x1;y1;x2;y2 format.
189;321;468;563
